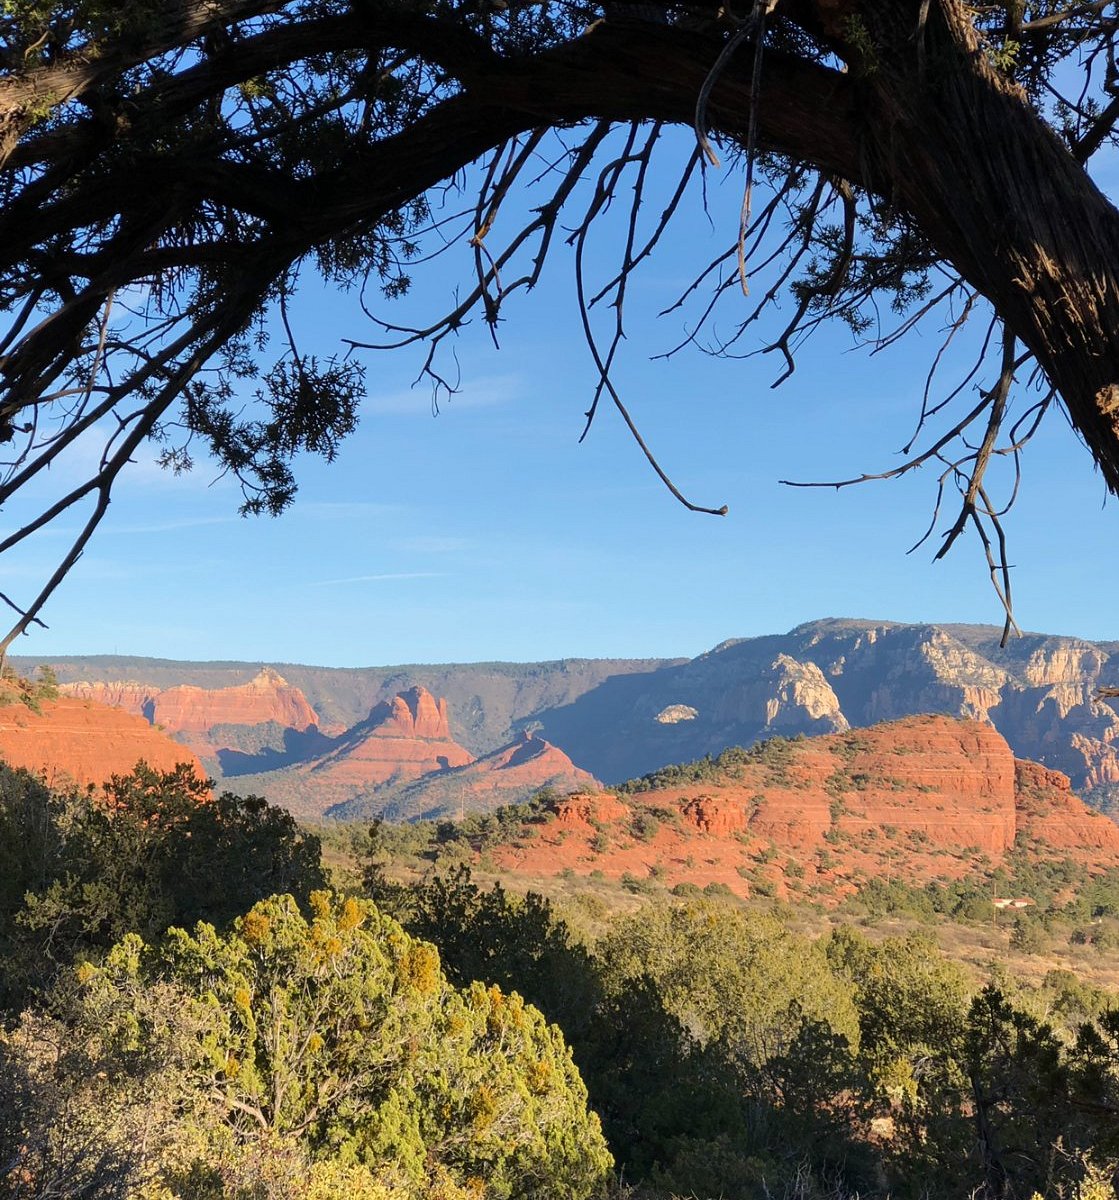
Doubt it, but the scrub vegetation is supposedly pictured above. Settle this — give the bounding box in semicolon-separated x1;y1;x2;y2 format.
6;761;1119;1198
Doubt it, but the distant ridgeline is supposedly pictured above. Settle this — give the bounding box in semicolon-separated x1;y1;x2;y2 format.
54;674;597;822
17;616;1119;820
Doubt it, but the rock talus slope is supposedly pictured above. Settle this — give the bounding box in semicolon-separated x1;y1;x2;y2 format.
328;730;599;822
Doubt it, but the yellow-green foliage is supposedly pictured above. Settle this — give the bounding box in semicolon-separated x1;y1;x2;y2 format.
599;900;860;1057
824;927;972;1101
8;892;612;1200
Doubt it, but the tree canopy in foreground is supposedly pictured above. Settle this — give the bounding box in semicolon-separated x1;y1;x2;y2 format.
2;891;613;1198
1;0;1118;648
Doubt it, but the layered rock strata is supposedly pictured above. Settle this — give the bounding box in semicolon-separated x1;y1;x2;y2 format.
302;686;473;790
0;693;204;790
491;715;1119;903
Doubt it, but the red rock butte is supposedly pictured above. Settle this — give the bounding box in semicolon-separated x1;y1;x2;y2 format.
367;686;455;741
152;667;319;734
57;675;601;820
0;693;204;791
494;715;1119;903
300;685;473;788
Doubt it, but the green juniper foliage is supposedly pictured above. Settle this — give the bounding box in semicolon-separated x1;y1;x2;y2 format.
6;768;1119;1197
0;760;325;1007
2;891;612;1199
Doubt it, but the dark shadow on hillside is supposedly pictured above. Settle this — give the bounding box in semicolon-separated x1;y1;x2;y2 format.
217;725;336;776
504;735;547;768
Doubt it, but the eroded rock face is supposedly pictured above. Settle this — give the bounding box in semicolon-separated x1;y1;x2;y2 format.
655;704;698;724
786;628;1119;808
713;654;849;736
1072;731;1119;790
0;694;204;790
682;795;749;836
532;620;1119;800
300;685;473;790
151;668;319;734
1024;643;1107;687
60;680;155;720
70;674;598;821
491;715;1119;904
555;792;628;825
47;619;1119;823
820;719;1018;854
1013;758;1119;850
62;668;320;743
365;686;453;740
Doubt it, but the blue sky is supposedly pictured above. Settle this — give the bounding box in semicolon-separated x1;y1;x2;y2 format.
7;128;1119;666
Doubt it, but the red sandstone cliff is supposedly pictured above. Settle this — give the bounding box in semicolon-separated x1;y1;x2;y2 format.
299;685;473;790
1014;759;1119;851
490;715;1119;904
61;668;321;761
149;667;319;735
0;692;204;790
60;680;155;719
367;687;454;740
36;620;1119;811
62;668;320;735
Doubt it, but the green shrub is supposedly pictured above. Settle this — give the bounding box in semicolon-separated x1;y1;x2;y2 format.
1;893;614;1199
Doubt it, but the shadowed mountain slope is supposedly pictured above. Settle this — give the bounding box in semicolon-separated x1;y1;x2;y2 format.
533;620;1119;802
328;731;599;823
39;655;675;752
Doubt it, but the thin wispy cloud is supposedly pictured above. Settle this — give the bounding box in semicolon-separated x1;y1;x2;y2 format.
106;515;237;535
310;571;443;587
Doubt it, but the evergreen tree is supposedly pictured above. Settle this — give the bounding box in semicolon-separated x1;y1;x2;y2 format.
1;891;613;1199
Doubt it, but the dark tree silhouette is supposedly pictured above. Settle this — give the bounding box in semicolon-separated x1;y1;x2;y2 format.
1;0;1118;648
